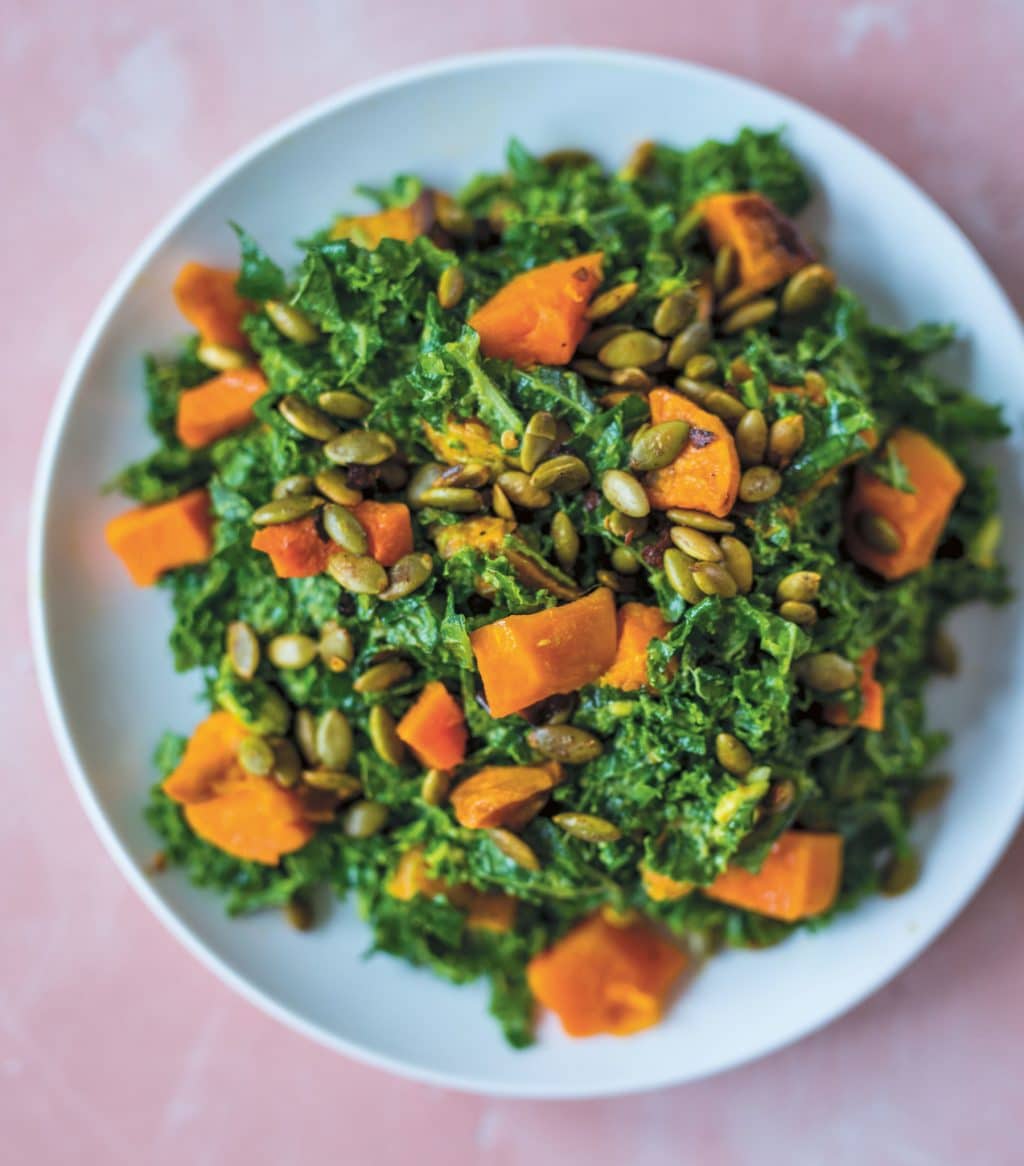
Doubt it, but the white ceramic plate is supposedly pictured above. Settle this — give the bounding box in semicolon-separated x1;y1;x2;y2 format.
31;48;1024;1098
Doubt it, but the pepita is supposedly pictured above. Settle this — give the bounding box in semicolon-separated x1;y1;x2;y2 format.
780;263;837;315
619;139;655;181
368;705;405;765
294;708;319;765
611;546;641;575
570;357;616;383
277;394;339;441
326;551;388;595
318;622;354;671
317;390;371;420
796;652;857;692
419;486;484;513
969;514;1002;568
595;569;626;592
712;244;737;294
881;851;920;897
597;330;667;370
530;455;591;494
552;812;622;843
579;322;630;355
928;627;958;676
673;376;714;404
197;341;247;371
343;799;390;839
497;470;552;510
663;547;704;603
491;483;516;521
609;366;653;392
768;414;806;466
778;599;818;626
776;570;821;603
421;768;451;806
267;633;318;670
719;297;777;335
692;561;738;598
908;775;951;815
720;536;754;593
702;389;748;425
238;735;275;777
551;511;580;570
652;287;698;337
434;191;475;237
684;353;718;381
739;465;782;504
715;283;761;315
666;508;735;533
487;827;540;871
526;724;604;764
314;467;363;506
715;732;753;777
324;429;397;467
666;320;712;368
271;738;303;787
303;768;362;797
669;525;723;562
601;469;650;518
855;510;903;554
437;266;466;310
354;658;413;694
226;620;260;680
285;893;315;931
265;301;319;344
315;709;354;770
407;462;446;509
629;420;690;472
272;474;315;500
322;504;369;555
735;409;768;467
604;509;648;539
520;411;558;473
380;552;434;601
585;281;638;321
251;494;324;526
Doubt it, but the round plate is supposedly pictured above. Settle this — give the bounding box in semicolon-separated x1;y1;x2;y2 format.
30;48;1024;1098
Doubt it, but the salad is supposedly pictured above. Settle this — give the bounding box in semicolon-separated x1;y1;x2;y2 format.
105;130;1008;1045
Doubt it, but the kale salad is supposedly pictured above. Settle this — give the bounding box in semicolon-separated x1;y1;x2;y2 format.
105;130;1008;1044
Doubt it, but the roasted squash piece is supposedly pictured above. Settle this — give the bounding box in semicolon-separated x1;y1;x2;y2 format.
251;515;331;579
705;831;843;921
396;681;468;771
163;711;249;804
184;772;314;865
644;390;741;517
450;763;563;829
601;603;671;692
330;191;435;248
175;368;266;449
105;489;215;586
700;192;813;296
172;262;253;349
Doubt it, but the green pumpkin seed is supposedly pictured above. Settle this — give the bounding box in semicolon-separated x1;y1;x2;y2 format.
266;301;319;344
226;620;260;680
552;812;622;843
531;455;591;494
778;600;818;626
570;357;616;383
796;652;857;692
238;735;275;776
702;389;747;425
855;510;903;554
294;708;319;765
437;265;466;310
541;148;596;169
601;469;650;518
610;366;653;392
720;536;754;593
579;322;631;355
629;420;691;472
551;511;580;570
420;768;450;807
585;281;638;321
380;552;434;601
315;709;353;769
407;463;445;508
520;411;558;473
487;827;540;871
692;561;738;598
715;732;753;777
684;353;718;381
197;341;247;371
968;514;1002;568
715;283;761;315
881;851;920;897
619;139;655;181
267;633;318;670
251;494;324;526
354;658;413;694
277;394;339;441
326;551;388;595
908;775;951;815
318;623;354;671
928;628;958;676
272;474;315;500
271;738;303;787
666;509;735;534
497;470;552;510
611;546;641;575
663;547;704;603
652;287;698;337
419;486;484;513
322;504;369;555
368;705;405;765
343;799;390;839
712;244;737;294
487;197;520;233
719;297;777;335
666;320;712;369
314;467;362;506
804;370;828;399
285;892;315;931
317;390;371;420
768;414;806;466
766;779;796;812
604;510;648;539
434;191;475;237
302;768;361;797
324;429;397;467
597;330;667;370
527;724;604;764
735;409;768;467
777;570;821;603
739;465;782;504
670;525;723;562
780;263;837;315
672;203;705;245
673;377;714;405
491;483;516;521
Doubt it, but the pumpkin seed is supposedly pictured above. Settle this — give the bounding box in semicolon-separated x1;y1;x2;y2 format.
670;525;723;562
692;561;738;598
579;322;631;355
419;486;484;513
739;465;782;504
652;287;698;337
663;547;704;603
437;265;466;309
267;633;318;670
730;357;754;382
407;462;445;508
439;461;492;490
968;514;1002;568
318;623;354;671
780;263;837;315
719;297;777;335
778;600;818;626
712;245;737;294
796;652;857;692
673;376;714;404
527;724;604;764
855;510;903;554
610;366;653;392
715;732;753;777
735;409;768;467
497;470;552;510
666;508;735;533
777;570;821;603
766;779;796;812
552;812;622;843
881;851;920;897
702;389;747;425
303;768;361;797
541;147;596;169
252;494;324;526
629;421;690;472
317;390;371;420
487;828;540;871
597;330;667;370
715;283;761;315
604;509;648;539
619;139;655;181
368;705;405;765
487;198;520;233
571;357;616;383
238;735;275;777
491;483;516;521
684;353;718;381
530;455;591;494
326;551;388;595
226;620;260;680
322;504;369;555
197;340;247;371
266;300;319;344
354;658;413;694
908;775;951;815
272;474;315;500
314;467;362;506
324;429;396;466
380;552;434;601
611;546;641;575
520;411;558;473
672;203;705;245
277;394;339;441
271;738;303;787
418;767;450;806
804;370;828;400
551;511;580;570
928;627;958;676
601;469;650;518
285;892;314;931
666;320;712;368
768;414;806;466
434;191;475;237
343;799;389;839
315;709;354;770
585;281;638;321
720;536;754;593
294;708;319;765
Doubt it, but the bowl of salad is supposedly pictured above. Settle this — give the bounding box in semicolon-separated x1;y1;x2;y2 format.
31;48;1024;1096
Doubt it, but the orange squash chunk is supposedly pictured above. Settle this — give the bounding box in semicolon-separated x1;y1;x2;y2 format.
825;647;884;731
468;253;604;367
106;488;214;586
352;500;414;567
330;191;434;248
387;847;518;933
601;603;671;692
396;681;468;771
527;913;688;1037
175;368;267;449
450;763;562;830
387;846;451;901
466;892;517;933
172;262;253;349
470;588;618;718
184;772;314;865
644;390;741;517
640;864;694;902
163;711;249;804
251;515;330;578
706;831;843;922
700;192;813;296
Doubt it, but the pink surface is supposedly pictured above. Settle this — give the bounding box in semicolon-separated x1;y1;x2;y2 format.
7;2;1024;1162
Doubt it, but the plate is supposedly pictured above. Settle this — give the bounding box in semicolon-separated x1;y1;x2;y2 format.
30;47;1024;1097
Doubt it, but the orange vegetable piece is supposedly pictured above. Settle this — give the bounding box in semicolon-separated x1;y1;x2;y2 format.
396;681;468;770
466;892;518;933
163;711;249;804
172;262;253;349
175;367;267;449
844;428;964;580
706;830;843;922
825;647;884;731
105;488;214;586
601;603;670;691
527;913;688;1037
468;253;604;367
330;191;435;248
184;772;314;865
251;515;330;578
640;864;694;902
352;500;413;567
450;763;563;830
387;846;451;901
387;847;518;932
644;389;741;517
470;588;618;718
700;192;813;296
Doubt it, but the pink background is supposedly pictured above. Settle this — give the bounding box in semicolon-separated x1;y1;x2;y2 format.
7;2;1024;1162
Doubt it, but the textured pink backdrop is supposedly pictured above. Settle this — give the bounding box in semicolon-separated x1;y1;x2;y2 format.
7;2;1024;1163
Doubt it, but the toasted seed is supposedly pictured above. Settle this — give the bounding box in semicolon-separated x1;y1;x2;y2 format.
434;190;475;237
407;462;446;508
716;283;761;315
778;599;818;626
653;288;698;337
604;509;648;539
968;514;1002;568
527;724;604;764
716;732;753;777
796;652;857;692
666;320;712;368
285;892;315;931
238;734;275;776
611;546;641;575
268;633;318;670
487;828;540;871
768;414;806;466
520;411;558;473
343;799;389;839
804;370;828;401
684;353;718;381
271;738;303;787
579;322;631;355
855;510;903;554
673;376;714;404
437;265;466;310
197;341;247;370
571;357;616;383
315;709;354;770
780;263;837;315
313;467;362;506
294;708;319;765
303;768;361;796
531;455;591;494
629;420;690;472
713;245;737;294
318;623;354;671
541;147;596;169
720;536;754;593
595;569;626;592
226;620;260;680
908;775;952;815
420;768;450;806
928;627;958;676
620;139;655;181
601;469;650;517
735;409;768;467
322;504;369;554
368;705;405;765
278;394;339;441
317;390;371;420
491;483;516;521
672;203;705;245
666;508;735;533
420;486;484;513
881;851;920;897
551;511;580;570
702;389;748;425
272;474;315;500
597;330;667;370
730;357;754;382
585;281;639;321
719;297;777;335
380;552;434;601
251;494;323;526
663;547;704;602
354;658;413;694
497;470;552;510
326;551;388;595
777;570;821;603
552;812;622;842
739;465;782;504
766;779;796;812
266;300;319;344
692;561;738;598
436;461;492;490
670;525;723;561
610;366;653;392
324;429;396;466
